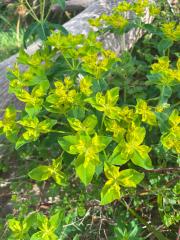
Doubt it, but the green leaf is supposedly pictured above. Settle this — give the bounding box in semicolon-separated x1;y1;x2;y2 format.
92;135;112;153
108;143;128;165
38;119;57;133
28;166;52;181
136;99;157;126
68;115;97;134
104;163;121;180
169;109;180;126
104;118;126;142
92;78;108;93
52;171;66;186
4;106;17;121
76;162;95;186
25;103;42;117
83;115;98;133
67;106;85;120
67;118;83;132
105;87;119;106
49;211;64;230
8;219;21;232
157;38;173;56
101;180;120;205
31;230;58;240
15;136;29;150
36;213;48;226
155;112;169;133
17;49;30;64
30;231;44;240
24;212;37;230
74;154;98;185
142;24;161;36
159;85;172;104
23;22;39;48
85;95;104;112
58;135;81;154
146;73;162;85
173;182;180;195
118;169;144;187
100;164;122;205
132;145;152;169
126;126;146;146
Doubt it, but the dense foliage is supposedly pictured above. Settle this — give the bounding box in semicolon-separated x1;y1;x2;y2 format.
0;0;179;239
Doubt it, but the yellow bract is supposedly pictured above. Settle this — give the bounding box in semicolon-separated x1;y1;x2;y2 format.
161;110;180;154
114;1;132;13
48;32;84;54
81;50;118;79
0;107;18;141
151;57;179;86
79;77;92;96
136;99;157;126
149;3;160;16
132;0;149;16
101;14;128;29
46;80;77;113
161;22;180;41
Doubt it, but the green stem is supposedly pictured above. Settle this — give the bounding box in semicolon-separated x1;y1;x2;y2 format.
63;56;74;70
44;2;52;21
42;0;46;22
50;130;66;134
172;100;180;108
40;21;47;40
25;0;39;22
101;113;105;130
103;150;107;161
123;77;127;103
147;97;159;102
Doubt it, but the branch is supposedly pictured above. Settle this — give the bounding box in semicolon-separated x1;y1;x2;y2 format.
143;167;180;174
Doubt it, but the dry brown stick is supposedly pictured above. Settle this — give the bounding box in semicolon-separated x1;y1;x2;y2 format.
142;167;180;174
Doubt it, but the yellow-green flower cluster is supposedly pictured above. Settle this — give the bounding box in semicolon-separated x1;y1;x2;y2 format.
17;117;57;142
77;32;103;56
132;0;149;16
89;13;128;32
79;77;92;96
47;32;84;58
155;103;170;113
101;14;128;30
46;77;77;113
136;99;157;126
113;1;132;13
0;107;18;141
151;57;180;86
161;110;180;154
114;0;160;16
81;50;118;79
161;22;180;41
149;3;160;16
89;0;160;33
